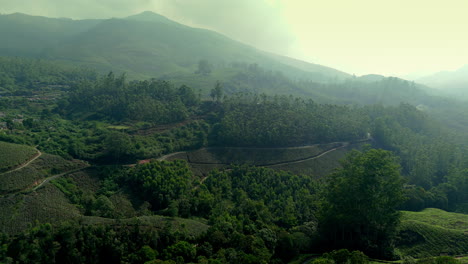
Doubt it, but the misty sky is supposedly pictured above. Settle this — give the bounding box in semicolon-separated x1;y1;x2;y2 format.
1;0;468;77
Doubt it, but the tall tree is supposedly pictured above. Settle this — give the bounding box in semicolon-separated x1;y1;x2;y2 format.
195;59;212;76
319;148;405;258
210;81;223;102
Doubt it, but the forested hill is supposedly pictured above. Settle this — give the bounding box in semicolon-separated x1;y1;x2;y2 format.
0;12;349;82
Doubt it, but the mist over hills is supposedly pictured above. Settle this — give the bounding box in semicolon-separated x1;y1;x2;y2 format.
0;11;349;82
0;8;468;263
417;65;468;99
1;11;466;120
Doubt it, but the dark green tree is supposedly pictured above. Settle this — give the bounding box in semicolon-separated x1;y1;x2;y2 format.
104;131;135;163
319;148;405;258
195;60;212;76
210;81;223;102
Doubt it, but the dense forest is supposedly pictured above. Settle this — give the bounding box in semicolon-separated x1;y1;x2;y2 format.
0;57;467;263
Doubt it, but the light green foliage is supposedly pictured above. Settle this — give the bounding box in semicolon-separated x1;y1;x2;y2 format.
401;208;468;231
397;209;468;258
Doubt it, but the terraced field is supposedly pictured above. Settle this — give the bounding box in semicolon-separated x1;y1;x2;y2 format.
0;141;38;172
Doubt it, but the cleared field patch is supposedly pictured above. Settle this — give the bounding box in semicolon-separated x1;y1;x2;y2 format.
397;209;468;258
0;141;37;172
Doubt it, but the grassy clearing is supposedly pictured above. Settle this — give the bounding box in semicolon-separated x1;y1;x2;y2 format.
401;208;468;231
0;141;37;172
397;209;468;258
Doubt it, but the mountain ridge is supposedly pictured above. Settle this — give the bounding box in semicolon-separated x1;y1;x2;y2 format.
0;11;351;82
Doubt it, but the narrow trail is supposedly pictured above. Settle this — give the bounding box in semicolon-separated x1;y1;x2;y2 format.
1;149;42;175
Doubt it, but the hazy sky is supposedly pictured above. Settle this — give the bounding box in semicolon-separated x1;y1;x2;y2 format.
1;0;468;77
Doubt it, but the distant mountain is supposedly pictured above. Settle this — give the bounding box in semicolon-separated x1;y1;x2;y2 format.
0;11;350;82
417;65;468;99
0;13;101;57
